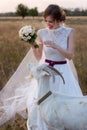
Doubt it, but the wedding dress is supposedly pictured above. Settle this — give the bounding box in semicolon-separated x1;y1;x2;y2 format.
0;25;83;130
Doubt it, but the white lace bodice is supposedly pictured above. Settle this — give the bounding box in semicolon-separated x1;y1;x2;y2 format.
38;26;73;61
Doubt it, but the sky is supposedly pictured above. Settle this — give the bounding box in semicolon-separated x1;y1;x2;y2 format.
0;0;87;13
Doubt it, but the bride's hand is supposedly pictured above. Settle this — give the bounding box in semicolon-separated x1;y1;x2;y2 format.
44;41;57;49
30;42;38;49
30;42;35;47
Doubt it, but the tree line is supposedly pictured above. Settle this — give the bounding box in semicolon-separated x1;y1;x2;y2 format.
0;3;87;18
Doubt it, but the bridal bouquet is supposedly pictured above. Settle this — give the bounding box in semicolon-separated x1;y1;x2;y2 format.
19;25;39;48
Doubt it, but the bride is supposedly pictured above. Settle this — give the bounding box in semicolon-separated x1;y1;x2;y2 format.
0;4;83;130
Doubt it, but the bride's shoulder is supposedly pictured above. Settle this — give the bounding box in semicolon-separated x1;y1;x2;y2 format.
61;25;74;36
62;25;74;31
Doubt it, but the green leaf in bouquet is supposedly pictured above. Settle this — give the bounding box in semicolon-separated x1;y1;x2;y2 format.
27;33;37;43
34;44;39;48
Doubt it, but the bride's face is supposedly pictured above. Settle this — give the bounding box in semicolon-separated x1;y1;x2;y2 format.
44;16;60;29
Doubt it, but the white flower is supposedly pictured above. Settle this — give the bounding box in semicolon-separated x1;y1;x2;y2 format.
19;25;36;42
19;25;39;48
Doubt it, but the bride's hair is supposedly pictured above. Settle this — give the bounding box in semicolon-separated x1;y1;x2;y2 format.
43;4;66;22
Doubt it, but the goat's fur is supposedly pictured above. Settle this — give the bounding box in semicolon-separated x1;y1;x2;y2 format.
28;63;87;130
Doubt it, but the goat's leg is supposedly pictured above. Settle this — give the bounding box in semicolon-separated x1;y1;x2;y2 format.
28;126;38;130
27;118;39;130
27;104;39;130
47;126;64;130
48;128;64;130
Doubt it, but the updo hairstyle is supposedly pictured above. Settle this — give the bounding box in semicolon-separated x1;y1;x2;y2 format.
43;4;66;22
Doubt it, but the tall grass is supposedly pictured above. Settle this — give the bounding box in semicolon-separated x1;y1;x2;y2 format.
0;19;43;89
73;25;87;94
0;16;87;130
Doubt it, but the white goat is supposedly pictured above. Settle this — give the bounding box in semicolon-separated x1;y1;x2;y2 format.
28;63;87;130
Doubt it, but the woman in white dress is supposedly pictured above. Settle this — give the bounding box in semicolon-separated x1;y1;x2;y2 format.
0;4;83;130
31;4;83;96
26;4;83;130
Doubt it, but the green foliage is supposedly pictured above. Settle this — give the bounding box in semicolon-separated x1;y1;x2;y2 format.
28;7;38;16
15;4;39;18
27;33;39;48
64;8;87;16
16;4;29;18
27;33;37;43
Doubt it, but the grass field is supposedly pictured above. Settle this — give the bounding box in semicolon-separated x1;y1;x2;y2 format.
0;16;87;130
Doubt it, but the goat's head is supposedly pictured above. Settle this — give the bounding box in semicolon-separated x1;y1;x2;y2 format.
28;63;65;84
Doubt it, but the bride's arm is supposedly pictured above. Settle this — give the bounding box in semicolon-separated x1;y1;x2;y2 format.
32;43;43;61
30;35;43;61
44;29;75;60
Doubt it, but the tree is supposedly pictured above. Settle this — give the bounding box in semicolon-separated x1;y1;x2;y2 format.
16;4;29;18
28;7;38;17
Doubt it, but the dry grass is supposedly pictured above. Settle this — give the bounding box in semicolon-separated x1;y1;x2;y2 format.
0;18;44;89
0;16;87;130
